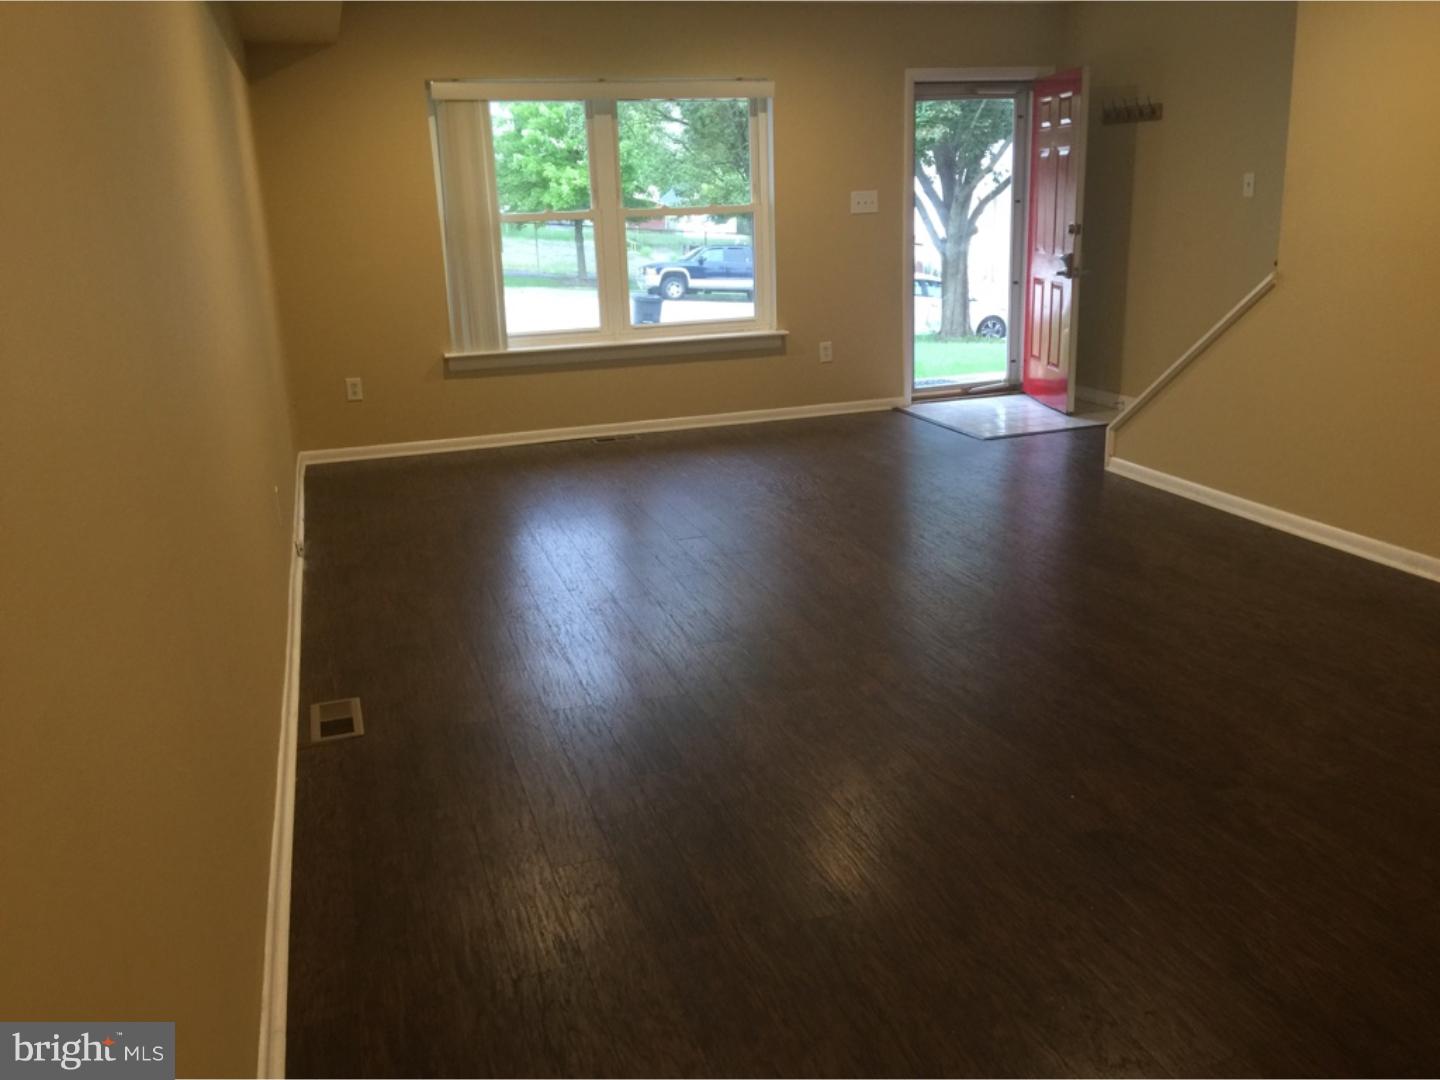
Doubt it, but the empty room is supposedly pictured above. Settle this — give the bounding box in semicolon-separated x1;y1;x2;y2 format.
4;1;1440;1078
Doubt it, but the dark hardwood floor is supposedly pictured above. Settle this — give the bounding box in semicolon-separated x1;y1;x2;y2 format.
288;412;1440;1078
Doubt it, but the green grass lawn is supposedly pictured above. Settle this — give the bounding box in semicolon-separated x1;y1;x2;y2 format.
914;335;1007;381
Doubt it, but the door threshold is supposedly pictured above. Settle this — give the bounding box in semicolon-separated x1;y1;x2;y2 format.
912;380;1017;402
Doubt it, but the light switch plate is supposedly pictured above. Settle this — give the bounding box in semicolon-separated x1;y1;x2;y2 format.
1242;172;1255;199
850;190;879;214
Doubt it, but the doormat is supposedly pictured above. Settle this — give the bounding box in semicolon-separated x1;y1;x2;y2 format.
899;394;1110;440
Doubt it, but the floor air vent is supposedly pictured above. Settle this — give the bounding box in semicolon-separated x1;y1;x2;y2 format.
308;698;364;745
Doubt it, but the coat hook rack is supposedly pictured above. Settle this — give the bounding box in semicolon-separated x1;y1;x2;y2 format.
1102;96;1163;125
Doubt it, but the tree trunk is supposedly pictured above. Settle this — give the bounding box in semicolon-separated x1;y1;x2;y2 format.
573;221;588;280
940;238;972;338
940;184;976;338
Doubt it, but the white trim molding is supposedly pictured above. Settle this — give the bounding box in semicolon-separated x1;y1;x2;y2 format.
446;328;787;374
430;77;774;102
1075;384;1134;412
1108;458;1440;584
906;66;1055;85
300;396;905;467
257;457;306;1078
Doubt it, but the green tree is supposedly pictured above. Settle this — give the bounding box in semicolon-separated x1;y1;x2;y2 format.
490;99;756;280
914;99;1014;338
490;101;592;278
620;99;752;234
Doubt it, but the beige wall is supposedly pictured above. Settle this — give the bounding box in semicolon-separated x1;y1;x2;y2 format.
249;1;1069;451
252;2;1300;450
0;4;296;1075
1114;2;1440;560
1064;1;1296;397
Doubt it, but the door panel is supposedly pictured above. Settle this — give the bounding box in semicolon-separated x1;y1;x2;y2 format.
1023;68;1088;414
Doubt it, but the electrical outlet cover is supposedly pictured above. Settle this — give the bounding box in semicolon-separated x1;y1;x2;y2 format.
849;190;878;214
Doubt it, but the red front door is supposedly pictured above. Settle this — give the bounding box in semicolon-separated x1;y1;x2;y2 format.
1023;69;1088;414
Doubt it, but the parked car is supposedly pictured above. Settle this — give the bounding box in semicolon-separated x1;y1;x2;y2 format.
914;274;1007;338
641;245;754;300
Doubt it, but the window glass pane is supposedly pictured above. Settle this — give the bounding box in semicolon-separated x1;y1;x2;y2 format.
628;214;755;326
489;101;591;213
502;221;599;335
618;99;752;210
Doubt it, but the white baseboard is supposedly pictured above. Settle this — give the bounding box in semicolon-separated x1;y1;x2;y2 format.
298;396;907;467
1075;384;1134;412
257;456;306;1079
1107;457;1440;583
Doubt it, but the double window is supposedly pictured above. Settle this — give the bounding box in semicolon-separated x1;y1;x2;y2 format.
429;79;776;364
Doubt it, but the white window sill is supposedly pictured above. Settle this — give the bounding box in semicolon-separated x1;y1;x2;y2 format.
445;329;788;374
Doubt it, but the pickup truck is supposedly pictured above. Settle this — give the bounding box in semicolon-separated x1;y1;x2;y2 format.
640;245;754;300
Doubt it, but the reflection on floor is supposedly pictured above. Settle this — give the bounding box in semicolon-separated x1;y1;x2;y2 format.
901;393;1116;440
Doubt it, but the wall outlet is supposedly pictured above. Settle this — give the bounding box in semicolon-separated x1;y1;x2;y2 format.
1242;172;1255;199
819;340;834;364
345;377;364;402
849;190;878;214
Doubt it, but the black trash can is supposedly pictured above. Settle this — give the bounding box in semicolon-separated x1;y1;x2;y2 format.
631;293;663;325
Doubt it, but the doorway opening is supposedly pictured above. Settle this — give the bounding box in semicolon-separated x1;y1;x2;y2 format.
911;84;1025;397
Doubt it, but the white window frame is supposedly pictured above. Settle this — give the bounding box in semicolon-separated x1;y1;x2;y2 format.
429;78;783;372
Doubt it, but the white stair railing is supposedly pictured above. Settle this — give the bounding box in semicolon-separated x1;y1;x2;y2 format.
1105;272;1278;461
